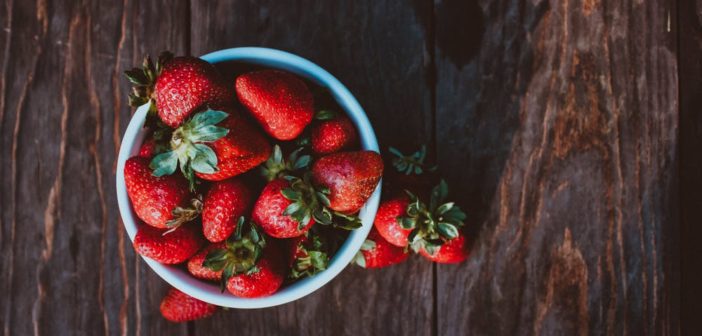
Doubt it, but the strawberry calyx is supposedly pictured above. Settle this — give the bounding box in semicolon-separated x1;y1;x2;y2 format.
352;239;377;268
150;108;230;190
260;145;311;181
124;51;173;111
389;145;437;176
163;195;203;233
399;180;467;255
281;173;362;231
289;234;330;280
203;217;266;292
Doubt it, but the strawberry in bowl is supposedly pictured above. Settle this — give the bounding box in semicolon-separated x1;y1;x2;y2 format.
116;47;382;309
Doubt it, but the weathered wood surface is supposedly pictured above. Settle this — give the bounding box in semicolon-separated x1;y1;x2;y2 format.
0;0;683;335
679;0;700;332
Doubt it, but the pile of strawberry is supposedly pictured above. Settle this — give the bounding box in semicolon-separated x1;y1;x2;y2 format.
123;52;470;323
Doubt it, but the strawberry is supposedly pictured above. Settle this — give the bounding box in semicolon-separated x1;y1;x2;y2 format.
235;70;313;140
203;222;285;298
160;287;217;322
252;179;315;238
138;138;157;158
399;180;469;264
149;107;271;188
309;110;357;155
354;228;409;269
225;245;286;298
133;224;202;264
373;196;412;247
124;157;199;229
188;243;225;281
125;52;232;128
287;233;330;279
311;151;383;214
419;233;469;264
202;178;252;242
194;107;271;181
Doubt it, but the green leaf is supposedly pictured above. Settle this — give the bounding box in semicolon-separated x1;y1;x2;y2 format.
284;202;303;216
399;216;417;229
315;110;336;120
360;239;376;251
388;147;404;158
437;222;459;239
293;155;311;170
443;207;467;224
124;68;148;85
188;125;229;142
436;202;454;215
191;109;229;127
407;229;420;244
150;151;178;176
272;145;283;163
313;208;333;225
281;188;301;200
406;201;420;217
300;211;312;227
192;144;218;169
423;242;438;256
353;252;366;268
316;191;331;207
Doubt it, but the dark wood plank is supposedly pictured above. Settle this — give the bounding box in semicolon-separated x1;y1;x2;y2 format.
434;0;679;334
189;1;434;335
0;0;189;335
678;0;701;332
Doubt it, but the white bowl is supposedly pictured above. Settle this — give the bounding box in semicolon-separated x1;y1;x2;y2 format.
116;47;381;309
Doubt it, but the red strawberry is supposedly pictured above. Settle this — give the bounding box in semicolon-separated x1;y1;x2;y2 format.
286;235;309;266
310;111;357;155
124;157;194;229
225;245;286;298
354;228;409;269
235;70;313;140
202;178;252;242
195;107;271;181
419;233;469;264
138;138;157;158
399;180;469;264
149;107;271;188
160;287;217;322
133;224;202;264
203;223;285;298
286;233;330;279
188;243;225;281
311;151;383;214
125;52;232;128
373;196;411;247
252;179;315;238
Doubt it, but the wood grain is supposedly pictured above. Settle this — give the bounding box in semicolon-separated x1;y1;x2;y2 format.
434;0;679;334
678;0;700;333
0;0;189;335
0;0;684;335
188;1;434;335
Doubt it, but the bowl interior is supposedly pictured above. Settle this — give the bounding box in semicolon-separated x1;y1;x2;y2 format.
116;47;380;309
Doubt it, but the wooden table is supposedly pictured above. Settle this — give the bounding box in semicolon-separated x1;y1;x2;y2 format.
0;0;692;334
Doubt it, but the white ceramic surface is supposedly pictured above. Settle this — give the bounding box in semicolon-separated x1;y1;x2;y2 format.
116;47;381;309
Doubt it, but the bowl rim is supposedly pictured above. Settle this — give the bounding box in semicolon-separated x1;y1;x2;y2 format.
116;47;381;309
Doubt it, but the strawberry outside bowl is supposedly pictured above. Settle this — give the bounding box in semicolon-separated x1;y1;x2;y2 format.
115;47;381;309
